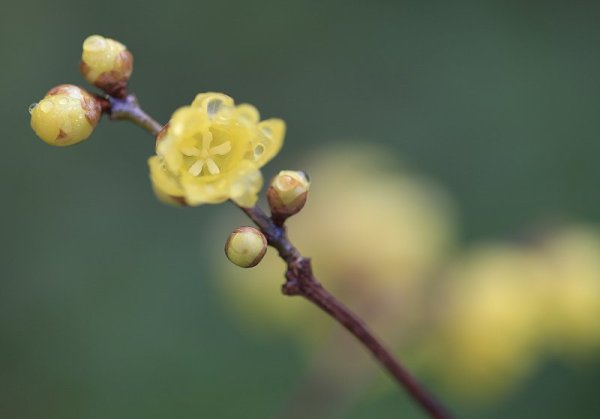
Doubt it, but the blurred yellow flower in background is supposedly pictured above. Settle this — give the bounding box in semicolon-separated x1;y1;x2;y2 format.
536;226;600;355
215;143;600;411
429;227;600;402
217;145;458;415
149;92;285;207
218;145;457;345
429;244;549;400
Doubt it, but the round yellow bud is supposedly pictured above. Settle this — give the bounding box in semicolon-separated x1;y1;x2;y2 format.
80;34;133;97
225;227;268;268
267;170;310;224
30;84;101;147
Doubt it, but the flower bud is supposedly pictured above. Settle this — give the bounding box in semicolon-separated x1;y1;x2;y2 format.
30;84;101;147
267;170;310;224
225;227;267;268
80;35;133;97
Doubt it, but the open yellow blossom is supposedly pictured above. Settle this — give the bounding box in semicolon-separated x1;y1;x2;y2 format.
149;92;285;207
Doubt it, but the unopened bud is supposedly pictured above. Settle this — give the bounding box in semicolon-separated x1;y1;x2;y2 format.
80;35;133;97
267;170;310;224
225;227;267;268
30;84;101;147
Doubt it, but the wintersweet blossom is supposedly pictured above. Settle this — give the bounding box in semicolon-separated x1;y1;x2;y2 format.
148;92;285;207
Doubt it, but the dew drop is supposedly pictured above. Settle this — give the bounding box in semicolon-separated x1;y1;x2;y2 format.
83;35;106;52
40;100;54;113
28;103;37;114
207;99;222;117
254;144;264;158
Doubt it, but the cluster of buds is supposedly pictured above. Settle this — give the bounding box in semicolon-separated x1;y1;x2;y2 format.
224;170;310;268
29;35;133;146
29;34;312;272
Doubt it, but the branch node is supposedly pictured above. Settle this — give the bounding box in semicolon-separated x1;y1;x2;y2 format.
282;277;301;295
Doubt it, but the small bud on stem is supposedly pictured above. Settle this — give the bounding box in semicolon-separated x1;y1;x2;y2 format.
30;84;101;146
80;35;133;98
267;170;310;225
225;227;268;268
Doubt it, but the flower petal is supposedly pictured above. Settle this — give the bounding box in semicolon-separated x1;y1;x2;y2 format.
229;164;263;208
148;156;186;205
236;103;260;124
182;178;230;206
191;92;234;118
252;118;286;167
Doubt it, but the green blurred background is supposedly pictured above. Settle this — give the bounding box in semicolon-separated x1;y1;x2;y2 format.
2;0;600;418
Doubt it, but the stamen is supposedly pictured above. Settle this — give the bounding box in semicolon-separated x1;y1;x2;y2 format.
182;147;201;157
206;159;220;175
209;141;231;156
188;159;205;176
202;129;213;151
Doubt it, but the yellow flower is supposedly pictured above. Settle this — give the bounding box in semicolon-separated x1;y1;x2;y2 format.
148;92;285;207
432;244;548;401
537;226;600;355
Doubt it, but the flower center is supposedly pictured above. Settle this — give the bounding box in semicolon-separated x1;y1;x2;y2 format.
182;127;232;176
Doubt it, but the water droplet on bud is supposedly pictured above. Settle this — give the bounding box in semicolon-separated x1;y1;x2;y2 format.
83;35;107;52
254;144;264;158
40;100;54;113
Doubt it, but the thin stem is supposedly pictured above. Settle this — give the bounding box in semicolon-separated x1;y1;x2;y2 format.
101;91;453;418
240;205;453;419
97;94;163;136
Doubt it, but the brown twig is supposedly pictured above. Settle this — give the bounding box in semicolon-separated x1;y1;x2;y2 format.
104;93;453;419
96;94;163;136
240;205;453;419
